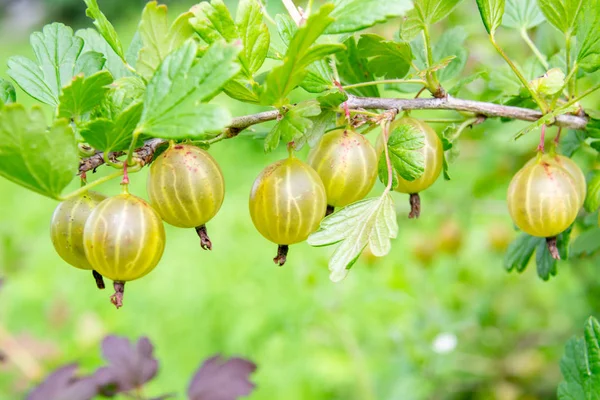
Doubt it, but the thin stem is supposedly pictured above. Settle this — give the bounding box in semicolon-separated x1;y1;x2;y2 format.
537;124;547;152
282;0;302;26
126;130;141;167
259;2;277;25
520;29;549;70
341;79;425;90
565;33;575;98
490;36;548;113
381;119;394;194
422;24;439;93
346;109;380;118
59;170;124;201
448;117;480;142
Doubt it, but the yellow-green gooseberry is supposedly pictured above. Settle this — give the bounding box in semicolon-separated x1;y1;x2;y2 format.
507;153;584;259
307;129;378;213
147;144;225;250
83;193;166;308
378;117;443;218
50;191;107;289
249;156;327;265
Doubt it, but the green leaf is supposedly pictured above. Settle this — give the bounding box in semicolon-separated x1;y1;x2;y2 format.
260;4;338;106
326;0;413;34
502;0;545;29
223;78;261;103
476;0;505;35
73;51;105;78
571;228;600;257
385;122;426;182
7;23;93;106
0;79;16;106
77;29;130;79
438;126;454;180
401;0;464;40
137;40;240;140
356;34;412;79
58;71;113;119
317;91;347;110
304;111;336;148
575;0;600;73
537;0;584;35
95;76;146;121
530;67;566;96
558;317;600;399
190;0;237;43
301;61;335;93
336;36;379;98
584;172;600;213
83;0;125;62
308;194;398;282
0;105;77;199
81;102;143;152
264;101;321;152
504;233;538;272
559;129;586;157
448;71;486;96
136;2;195;80
432;27;469;82
536;238;558;280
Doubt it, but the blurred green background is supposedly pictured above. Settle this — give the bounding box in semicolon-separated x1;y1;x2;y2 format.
1;1;600;399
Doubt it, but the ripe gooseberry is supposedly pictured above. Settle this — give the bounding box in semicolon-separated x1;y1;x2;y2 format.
147;144;225;250
307;129;378;214
249;155;327;266
50;191;107;289
507;152;585;259
83;192;166;308
379;117;443;218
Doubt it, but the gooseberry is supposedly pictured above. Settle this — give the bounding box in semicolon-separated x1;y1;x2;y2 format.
307;129;378;214
50;191;107;289
83;192;166;308
507;153;584;259
147;144;225;250
249;156;327;265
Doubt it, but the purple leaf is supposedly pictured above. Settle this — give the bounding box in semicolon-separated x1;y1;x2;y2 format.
27;364;98;400
188;355;257;400
93;335;158;395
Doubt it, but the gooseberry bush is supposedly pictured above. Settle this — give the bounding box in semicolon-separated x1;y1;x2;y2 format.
1;0;600;396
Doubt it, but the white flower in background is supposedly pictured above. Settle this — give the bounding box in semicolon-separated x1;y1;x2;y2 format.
432;332;457;354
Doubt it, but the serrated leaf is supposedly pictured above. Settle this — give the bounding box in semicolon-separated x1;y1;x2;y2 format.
584;172;600;213
401;0;464;40
571;228;600;257
0;105;77;199
386;122;426;181
73;51;105;78
83;0;125;62
326;0;412;34
432;27;468;82
81;102;143;152
305;110;336;148
77;29;130;79
558;317;600;399
336;36;379;97
308;194;398;282
530;67;565;96
476;0;505;35
264;101;321;152
136;2;195;80
188;355;257;400
504;233;538;272
0;79;16;105
260;4;338;106
559;129;586;157
95;76;145;121
538;0;584;35
575;0;600;73
502;0;545;29
536;237;558;280
58;71;113;119
356;34;411;79
7;23;94;106
137;40;240;140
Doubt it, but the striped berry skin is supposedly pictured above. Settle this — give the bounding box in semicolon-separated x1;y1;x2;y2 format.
249;157;327;246
83;193;166;282
147;144;225;228
51;191;107;270
307;129;378;208
507;154;583;238
391;118;443;194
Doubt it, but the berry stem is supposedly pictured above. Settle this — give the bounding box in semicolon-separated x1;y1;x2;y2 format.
121;162;130;185
409;193;421;219
537;124;547;153
273;245;289;266
195;225;213;250
554;127;563;146
110;281;125;309
92;270;105;290
546;236;560;260
326;205;335;216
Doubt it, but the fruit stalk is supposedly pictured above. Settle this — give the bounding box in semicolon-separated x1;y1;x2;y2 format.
274;245;289;267
409;194;421;219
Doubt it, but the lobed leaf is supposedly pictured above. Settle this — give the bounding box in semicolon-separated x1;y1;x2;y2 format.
326;0;412;34
357;34;412;79
0;105;78;199
476;0;505;35
80;102;143;152
83;0;125;62
137;40;240;140
58;70;113;119
264;101;321;152
336;36;379;97
575;0;600;73
502;0;545;29
530;67;566;97
188;355;257;400
559;129;586;157
77;29;130;79
308;194;398;282
385;122;426;182
537;0;583;35
401;0;464;40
